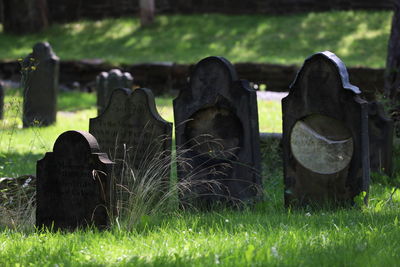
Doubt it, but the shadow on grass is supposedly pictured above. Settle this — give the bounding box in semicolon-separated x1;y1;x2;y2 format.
0;11;392;67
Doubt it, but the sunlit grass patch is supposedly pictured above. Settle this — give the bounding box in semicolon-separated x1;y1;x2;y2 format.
0;11;392;67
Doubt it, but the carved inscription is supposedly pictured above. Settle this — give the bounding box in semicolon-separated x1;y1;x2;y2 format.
90;88;172;173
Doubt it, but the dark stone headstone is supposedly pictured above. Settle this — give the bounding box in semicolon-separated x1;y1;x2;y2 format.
96;69;134;115
0;81;4;120
282;51;370;207
22;42;59;127
173;56;262;208
89;88;172;195
368;101;394;176
36;131;113;230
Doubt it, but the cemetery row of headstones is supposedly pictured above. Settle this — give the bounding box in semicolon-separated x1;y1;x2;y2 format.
15;45;391;229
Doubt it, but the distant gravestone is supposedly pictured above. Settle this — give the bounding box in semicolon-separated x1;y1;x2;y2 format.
22;42;59;127
89;88;172;195
174;56;262;207
368;101;394;176
36;131;113;230
0;81;3;120
96;69;134;115
282;51;370;207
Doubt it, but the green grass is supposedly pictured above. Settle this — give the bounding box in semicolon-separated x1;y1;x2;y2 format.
0;179;399;266
0;11;392;68
0;91;400;266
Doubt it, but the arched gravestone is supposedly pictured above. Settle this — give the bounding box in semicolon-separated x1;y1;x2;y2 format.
282;51;370;207
89;88;172;194
36;131;113;230
174;56;262;207
22;42;59;127
368;101;393;176
96;69;134;115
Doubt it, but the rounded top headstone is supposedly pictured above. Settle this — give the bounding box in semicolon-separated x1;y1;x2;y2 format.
190;56;238;98
108;69;123;78
32;42;57;60
289;51;360;95
53;130;101;156
97;72;109;80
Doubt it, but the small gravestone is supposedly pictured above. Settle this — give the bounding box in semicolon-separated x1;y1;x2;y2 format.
22;42;59;127
282;51;370;207
174;56;262;208
36;131;113;229
368;101;393;176
89;88;172;198
0;81;4;120
96;69;134;115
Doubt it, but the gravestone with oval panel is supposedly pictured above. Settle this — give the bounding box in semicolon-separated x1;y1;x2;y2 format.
282;51;370;207
22;42;59;127
174;56;262;208
89;88;172;200
96;69;134;115
36;131;113;230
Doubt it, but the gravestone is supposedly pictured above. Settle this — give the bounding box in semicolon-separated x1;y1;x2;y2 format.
22;42;59;127
0;81;3;120
89;88;172;198
282;51;370;207
36;131;113;229
368;101;393;176
96;69;134;115
173;56;262;208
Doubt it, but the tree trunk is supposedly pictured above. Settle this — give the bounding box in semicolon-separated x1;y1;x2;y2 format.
3;0;48;34
140;0;155;27
385;1;400;102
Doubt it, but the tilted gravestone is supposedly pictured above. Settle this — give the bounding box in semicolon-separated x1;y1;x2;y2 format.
36;131;113;229
282;51;370;207
22;42;59;127
89;88;172;198
174;56;262;207
96;69;134;115
368;101;393;176
0;81;3;120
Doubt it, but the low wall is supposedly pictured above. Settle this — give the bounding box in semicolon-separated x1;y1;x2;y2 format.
0;60;384;99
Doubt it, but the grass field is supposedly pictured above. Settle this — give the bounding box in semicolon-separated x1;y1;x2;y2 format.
0;90;399;266
0;11;392;68
1;205;400;266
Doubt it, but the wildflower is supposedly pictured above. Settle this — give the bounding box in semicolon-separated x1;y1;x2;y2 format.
31;66;36;71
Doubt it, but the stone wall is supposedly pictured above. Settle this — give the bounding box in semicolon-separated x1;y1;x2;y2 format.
0;60;384;99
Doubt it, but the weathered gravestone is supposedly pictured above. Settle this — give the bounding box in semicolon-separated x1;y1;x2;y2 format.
22;42;59;127
0;81;3;120
96;69;134;115
89;88;172;199
174;56;262;208
282;51;370;207
368;101;394;176
36;131;113;229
